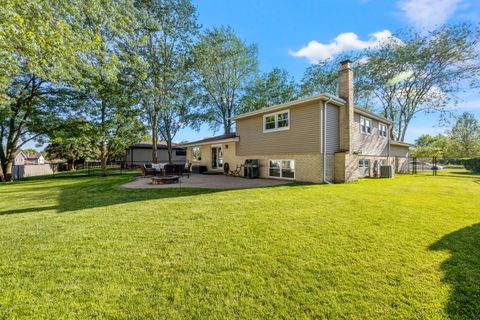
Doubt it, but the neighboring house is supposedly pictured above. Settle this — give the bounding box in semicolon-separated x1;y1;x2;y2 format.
183;60;413;183
13;151;27;166
12;152;53;179
125;141;186;167
25;153;45;165
13;152;45;165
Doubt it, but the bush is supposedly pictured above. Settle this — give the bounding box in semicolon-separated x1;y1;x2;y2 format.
462;158;480;173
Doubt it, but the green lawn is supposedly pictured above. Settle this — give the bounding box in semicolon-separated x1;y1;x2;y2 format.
0;170;479;319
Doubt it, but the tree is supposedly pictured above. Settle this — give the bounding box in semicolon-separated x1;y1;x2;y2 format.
21;149;39;155
413;134;452;158
127;0;199;164
194;26;258;134
240;68;298;113
77;0;145;176
415;134;437;147
448;112;480;157
0;0;98;181
45;118;98;170
364;24;480;141
299;55;374;108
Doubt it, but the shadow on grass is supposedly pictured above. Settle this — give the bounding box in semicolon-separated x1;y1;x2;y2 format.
430;224;480;319
0;170;299;215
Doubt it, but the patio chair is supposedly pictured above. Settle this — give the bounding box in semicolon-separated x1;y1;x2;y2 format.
223;163;243;177
229;164;244;177
142;163;156;176
164;164;184;176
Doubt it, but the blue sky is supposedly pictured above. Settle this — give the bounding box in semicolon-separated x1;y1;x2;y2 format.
174;0;480;144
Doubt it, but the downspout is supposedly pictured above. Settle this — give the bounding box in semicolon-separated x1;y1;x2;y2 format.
323;98;333;184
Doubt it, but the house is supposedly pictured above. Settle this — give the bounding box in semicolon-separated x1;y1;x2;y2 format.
13;151;27;166
12;151;53;179
125;141;186;167
13;151;45;165
182;60;412;183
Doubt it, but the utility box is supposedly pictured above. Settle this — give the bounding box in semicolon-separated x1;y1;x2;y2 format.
380;165;394;178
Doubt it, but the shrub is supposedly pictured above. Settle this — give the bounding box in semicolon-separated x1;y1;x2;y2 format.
462;158;480;173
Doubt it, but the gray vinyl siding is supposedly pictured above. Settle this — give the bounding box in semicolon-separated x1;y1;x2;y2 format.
325;104;340;154
352;112;389;156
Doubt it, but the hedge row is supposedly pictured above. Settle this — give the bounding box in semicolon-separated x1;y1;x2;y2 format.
462;158;480;173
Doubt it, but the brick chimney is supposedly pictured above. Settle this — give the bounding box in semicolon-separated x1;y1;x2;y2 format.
338;59;353;152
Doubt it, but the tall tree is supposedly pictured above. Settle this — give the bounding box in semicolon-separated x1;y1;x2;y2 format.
299;55;374;108
240;68;298;113
127;0;199;164
194;26;258;134
449;112;480;157
0;0;131;180
0;0;96;181
364;24;480;141
78;0;144;176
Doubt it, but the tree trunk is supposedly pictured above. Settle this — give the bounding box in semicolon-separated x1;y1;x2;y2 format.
223;117;231;134
3;156;14;181
101;141;108;177
166;138;173;164
100;103;108;177
151;124;158;163
0;146;6;182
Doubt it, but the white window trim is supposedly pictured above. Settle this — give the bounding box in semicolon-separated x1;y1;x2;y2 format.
360;116;372;135
358;159;370;168
379;123;387;138
263;110;290;133
268;159;295;180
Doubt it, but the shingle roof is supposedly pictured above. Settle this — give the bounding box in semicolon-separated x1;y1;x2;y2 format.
127;140;184;150
181;133;238;146
25;154;42;160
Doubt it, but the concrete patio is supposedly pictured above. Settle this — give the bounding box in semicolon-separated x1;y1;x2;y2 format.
121;173;292;189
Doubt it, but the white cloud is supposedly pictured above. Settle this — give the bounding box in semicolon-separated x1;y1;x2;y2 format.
289;30;393;64
399;0;463;30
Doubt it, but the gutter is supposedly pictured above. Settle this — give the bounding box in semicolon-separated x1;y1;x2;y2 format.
322;97;333;184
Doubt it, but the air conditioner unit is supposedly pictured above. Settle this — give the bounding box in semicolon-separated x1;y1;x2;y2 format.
380;165;394;178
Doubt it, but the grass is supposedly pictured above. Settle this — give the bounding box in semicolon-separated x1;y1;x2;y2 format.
0;170;479;319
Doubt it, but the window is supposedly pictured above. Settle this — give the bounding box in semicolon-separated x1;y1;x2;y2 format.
263;110;290;132
192;146;201;161
379;123;387;137
265;115;276;130
360;116;372;134
358;159;370;168
269;160;295;179
176;149;187;156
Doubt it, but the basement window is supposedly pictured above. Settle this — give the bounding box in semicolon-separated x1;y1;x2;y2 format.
359;159;370;168
263;110;290;133
360;116;372;134
269;160;295;179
